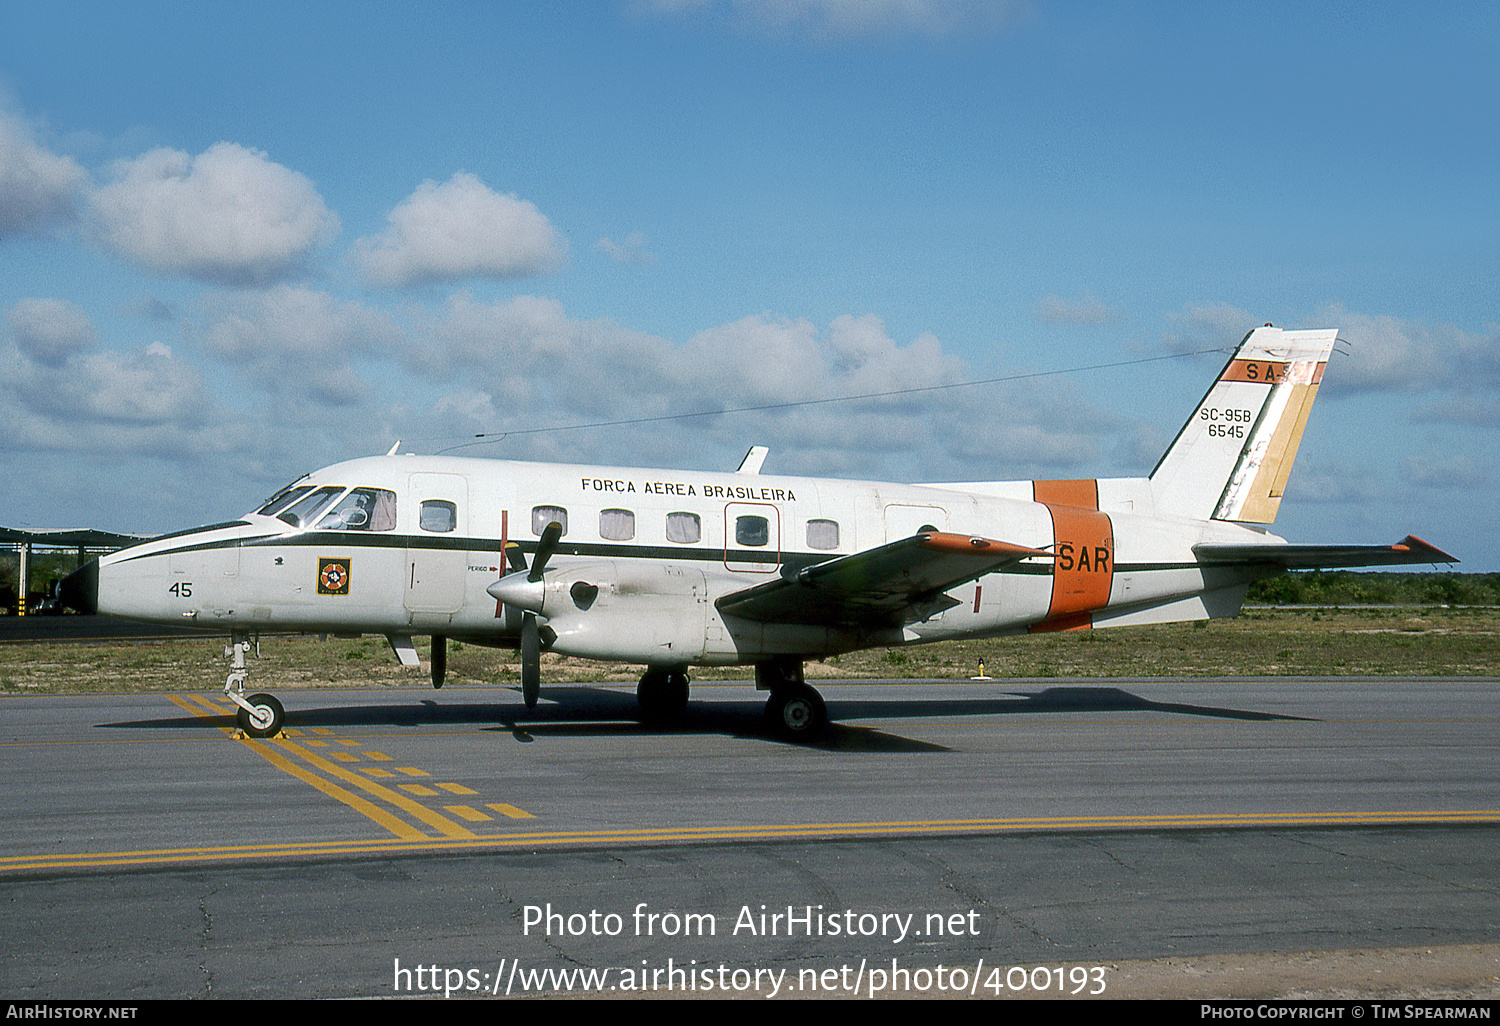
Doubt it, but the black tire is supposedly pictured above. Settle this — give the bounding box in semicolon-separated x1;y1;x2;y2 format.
431;634;446;689
765;683;827;740
236;693;285;738
638;669;690;722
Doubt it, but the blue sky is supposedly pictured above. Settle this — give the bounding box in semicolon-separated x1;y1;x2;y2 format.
2;1;1495;568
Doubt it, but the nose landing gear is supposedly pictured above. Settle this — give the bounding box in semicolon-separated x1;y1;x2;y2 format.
222;632;285;738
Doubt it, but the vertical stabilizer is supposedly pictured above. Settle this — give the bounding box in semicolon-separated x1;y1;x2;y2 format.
1149;326;1336;523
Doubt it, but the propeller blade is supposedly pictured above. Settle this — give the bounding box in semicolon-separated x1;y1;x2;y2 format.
521;612;540;709
529;521;563;583
431;634;446;689
501;520;557;710
504;541;527;575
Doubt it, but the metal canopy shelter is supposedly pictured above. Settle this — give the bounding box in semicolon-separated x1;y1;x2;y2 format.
1;527;143;615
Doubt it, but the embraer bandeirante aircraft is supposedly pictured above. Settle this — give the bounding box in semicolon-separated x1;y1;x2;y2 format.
61;326;1454;740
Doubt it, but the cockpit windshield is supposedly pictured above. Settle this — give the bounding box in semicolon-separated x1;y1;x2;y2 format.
274;486;343;528
256;482;399;531
256;483;314;518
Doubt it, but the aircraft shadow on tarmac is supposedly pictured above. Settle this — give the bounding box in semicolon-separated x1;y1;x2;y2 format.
97;682;1314;753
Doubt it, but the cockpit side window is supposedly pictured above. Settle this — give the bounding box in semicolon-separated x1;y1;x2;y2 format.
277;486;343;528
317;488;397;531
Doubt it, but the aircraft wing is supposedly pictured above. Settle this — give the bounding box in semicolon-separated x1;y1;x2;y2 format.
717;531;1051;628
1192;535;1457;569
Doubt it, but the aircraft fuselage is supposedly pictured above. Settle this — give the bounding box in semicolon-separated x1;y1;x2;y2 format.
90;454;1272;666
63;326;1456;739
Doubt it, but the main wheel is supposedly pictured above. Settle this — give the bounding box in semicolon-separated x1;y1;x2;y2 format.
237;693;285;738
765;683;827;740
638;669;690;723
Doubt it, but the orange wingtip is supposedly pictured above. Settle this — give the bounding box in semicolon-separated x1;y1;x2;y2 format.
918;531;1052;560
1397;535;1459;562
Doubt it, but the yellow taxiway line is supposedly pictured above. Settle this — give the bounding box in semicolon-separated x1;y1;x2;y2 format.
167;693;488;840
5;809;1500;874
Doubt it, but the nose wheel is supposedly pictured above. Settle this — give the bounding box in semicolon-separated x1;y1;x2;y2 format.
236;693;285;738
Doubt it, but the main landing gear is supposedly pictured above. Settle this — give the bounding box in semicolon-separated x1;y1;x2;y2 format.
637;667;690;723
635;661;828;740
223;631;285;738
757;658;828;741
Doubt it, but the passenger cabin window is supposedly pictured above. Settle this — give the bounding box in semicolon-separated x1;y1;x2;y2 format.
735;515;770;547
599;508;635;541
420;499;457;533
318;488;397;531
276;486;342;528
806;519;840;550
532;505;568;537
665;511;700;544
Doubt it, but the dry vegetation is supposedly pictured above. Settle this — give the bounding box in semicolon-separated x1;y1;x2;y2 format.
2;606;1497;695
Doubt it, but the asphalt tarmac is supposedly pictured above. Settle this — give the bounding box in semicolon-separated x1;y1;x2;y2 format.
1;665;1498;999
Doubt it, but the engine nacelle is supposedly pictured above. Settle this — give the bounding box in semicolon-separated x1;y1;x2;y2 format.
490;561;709;663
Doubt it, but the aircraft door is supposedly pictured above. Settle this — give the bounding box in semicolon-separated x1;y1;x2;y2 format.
405;473;469;618
723;502;781;574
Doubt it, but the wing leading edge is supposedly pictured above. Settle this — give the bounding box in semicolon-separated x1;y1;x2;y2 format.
1192;535;1457;570
717;531;1050;628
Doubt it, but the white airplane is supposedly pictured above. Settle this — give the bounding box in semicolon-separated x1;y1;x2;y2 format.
61;325;1454;740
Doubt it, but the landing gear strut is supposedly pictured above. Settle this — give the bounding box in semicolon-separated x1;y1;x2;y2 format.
223;631;285;738
757;658;827;740
637;667;690;722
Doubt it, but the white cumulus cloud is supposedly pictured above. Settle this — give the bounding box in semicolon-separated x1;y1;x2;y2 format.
1313;305;1500;400
193;286;402;408
6;298;96;367
0;104;87;239
1036;292;1126;326
400;297;1120;482
594;232;655;265
1160;302;1259;354
351;173;566;288
89;142;339;286
0;332;220;459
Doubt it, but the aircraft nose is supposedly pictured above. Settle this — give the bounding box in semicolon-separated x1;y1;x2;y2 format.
59;559;99;614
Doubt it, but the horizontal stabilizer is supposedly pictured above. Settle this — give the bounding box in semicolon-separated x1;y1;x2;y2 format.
718;531;1050;628
1193;535;1457;570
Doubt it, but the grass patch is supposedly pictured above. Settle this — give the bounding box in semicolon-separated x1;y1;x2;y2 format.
0;606;1495;695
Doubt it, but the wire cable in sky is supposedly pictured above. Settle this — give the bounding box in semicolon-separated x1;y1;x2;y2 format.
431;346;1232;455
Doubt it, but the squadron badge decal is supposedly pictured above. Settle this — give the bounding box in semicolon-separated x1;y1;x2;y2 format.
317;557;351;596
